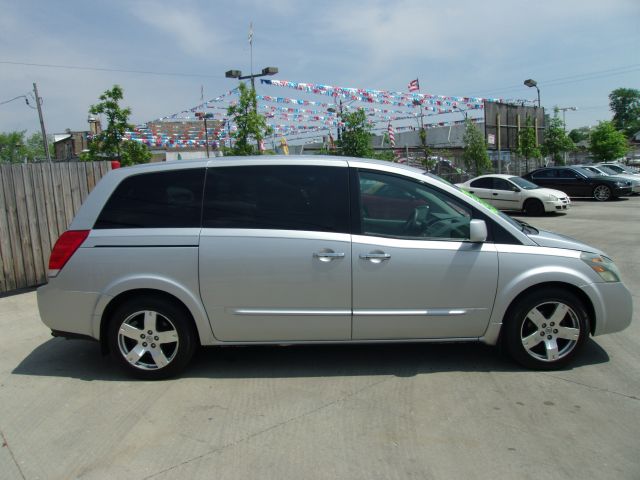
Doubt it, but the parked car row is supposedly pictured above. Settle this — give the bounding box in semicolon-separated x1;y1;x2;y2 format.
456;164;637;215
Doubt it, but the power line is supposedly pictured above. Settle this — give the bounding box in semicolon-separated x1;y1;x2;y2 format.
0;60;224;79
469;63;640;97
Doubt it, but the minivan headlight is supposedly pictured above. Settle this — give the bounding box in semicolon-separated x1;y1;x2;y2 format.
581;252;621;282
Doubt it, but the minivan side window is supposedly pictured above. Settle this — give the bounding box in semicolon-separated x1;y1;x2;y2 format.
202;165;349;233
94;168;205;229
358;170;471;240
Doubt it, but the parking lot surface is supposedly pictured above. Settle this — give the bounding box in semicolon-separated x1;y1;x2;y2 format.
1;197;638;480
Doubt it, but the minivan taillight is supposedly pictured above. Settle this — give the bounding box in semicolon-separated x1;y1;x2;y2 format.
48;230;90;277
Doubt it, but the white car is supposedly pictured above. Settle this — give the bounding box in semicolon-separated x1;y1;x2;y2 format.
456;174;570;216
596;163;639;175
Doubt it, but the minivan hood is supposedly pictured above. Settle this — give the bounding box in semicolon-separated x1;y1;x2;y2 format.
528;229;606;256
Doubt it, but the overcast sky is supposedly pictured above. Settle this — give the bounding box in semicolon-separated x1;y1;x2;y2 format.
1;0;639;137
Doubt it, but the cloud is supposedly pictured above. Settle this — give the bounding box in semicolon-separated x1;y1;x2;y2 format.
127;2;228;58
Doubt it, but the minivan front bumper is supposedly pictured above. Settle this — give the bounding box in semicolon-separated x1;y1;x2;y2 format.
582;281;633;335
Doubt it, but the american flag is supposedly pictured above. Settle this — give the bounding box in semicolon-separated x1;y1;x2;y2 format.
388;123;396;147
408;78;420;92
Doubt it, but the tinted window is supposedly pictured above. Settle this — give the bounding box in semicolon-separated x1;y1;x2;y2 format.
359;170;471;240
532;169;556;179
95;169;205;229
470;177;493;188
567;168;591;178
493;178;512;191
202;165;349;233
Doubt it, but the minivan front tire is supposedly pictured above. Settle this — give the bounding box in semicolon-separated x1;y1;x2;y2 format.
107;296;198;379
503;288;590;370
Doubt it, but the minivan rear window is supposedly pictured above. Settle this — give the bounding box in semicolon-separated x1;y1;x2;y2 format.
94;168;205;229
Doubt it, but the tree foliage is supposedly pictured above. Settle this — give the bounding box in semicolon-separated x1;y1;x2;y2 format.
336;109;375;158
462;119;491;175
516;116;542;172
609;88;640;138
82;85;151;165
589;121;629;161
226;82;272;156
541;114;574;165
120;139;152;166
0;130;52;163
568;126;592;144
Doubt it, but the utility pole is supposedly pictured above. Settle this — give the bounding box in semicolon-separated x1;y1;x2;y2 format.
33;82;52;162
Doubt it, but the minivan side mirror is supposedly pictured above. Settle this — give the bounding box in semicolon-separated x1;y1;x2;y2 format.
469;219;488;243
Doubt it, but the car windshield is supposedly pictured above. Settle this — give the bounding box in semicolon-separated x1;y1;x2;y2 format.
509;177;539;190
597;165;619;175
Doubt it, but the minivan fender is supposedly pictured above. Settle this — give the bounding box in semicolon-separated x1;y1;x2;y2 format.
92;275;217;346
481;264;596;345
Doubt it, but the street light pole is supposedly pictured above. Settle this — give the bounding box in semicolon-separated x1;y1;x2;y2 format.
557;106;577;165
524;79;540;108
225;67;278;93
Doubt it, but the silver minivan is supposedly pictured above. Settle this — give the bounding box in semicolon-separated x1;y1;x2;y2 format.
37;156;633;379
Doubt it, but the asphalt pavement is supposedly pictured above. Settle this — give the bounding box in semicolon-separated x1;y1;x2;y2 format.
0;196;638;480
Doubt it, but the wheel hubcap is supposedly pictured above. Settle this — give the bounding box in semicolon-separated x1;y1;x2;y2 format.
117;310;179;370
520;301;580;362
594;186;609;201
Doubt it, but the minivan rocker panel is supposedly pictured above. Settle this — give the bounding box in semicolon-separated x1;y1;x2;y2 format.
37;156;633;378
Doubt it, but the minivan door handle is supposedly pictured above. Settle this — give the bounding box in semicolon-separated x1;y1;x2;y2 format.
313;251;345;262
359;253;391;263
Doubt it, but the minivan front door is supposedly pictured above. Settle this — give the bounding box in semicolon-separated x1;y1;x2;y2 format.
198;164;352;342
352;170;498;339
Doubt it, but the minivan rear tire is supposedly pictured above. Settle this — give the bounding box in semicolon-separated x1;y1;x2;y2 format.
503;288;590;370
107;296;198;379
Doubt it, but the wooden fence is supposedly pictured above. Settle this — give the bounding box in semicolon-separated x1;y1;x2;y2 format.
0;161;112;293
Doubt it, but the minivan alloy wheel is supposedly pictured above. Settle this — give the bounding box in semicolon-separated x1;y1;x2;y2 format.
117;310;179;370
108;296;198;379
503;288;589;370
520;301;580;362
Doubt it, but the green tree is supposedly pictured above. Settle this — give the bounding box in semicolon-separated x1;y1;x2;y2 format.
568;126;592;144
589;121;629;161
0;131;28;162
120;139;152;166
337;109;374;158
84;85;132;161
226;82;272;156
609;88;640;137
24;132;54;160
0;131;52;162
541;114;574;165
516;116;542;172
82;85;151;165
462;119;491;175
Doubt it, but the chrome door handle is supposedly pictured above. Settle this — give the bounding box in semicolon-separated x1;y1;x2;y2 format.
314;252;345;258
313;252;345;262
359;253;391;260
